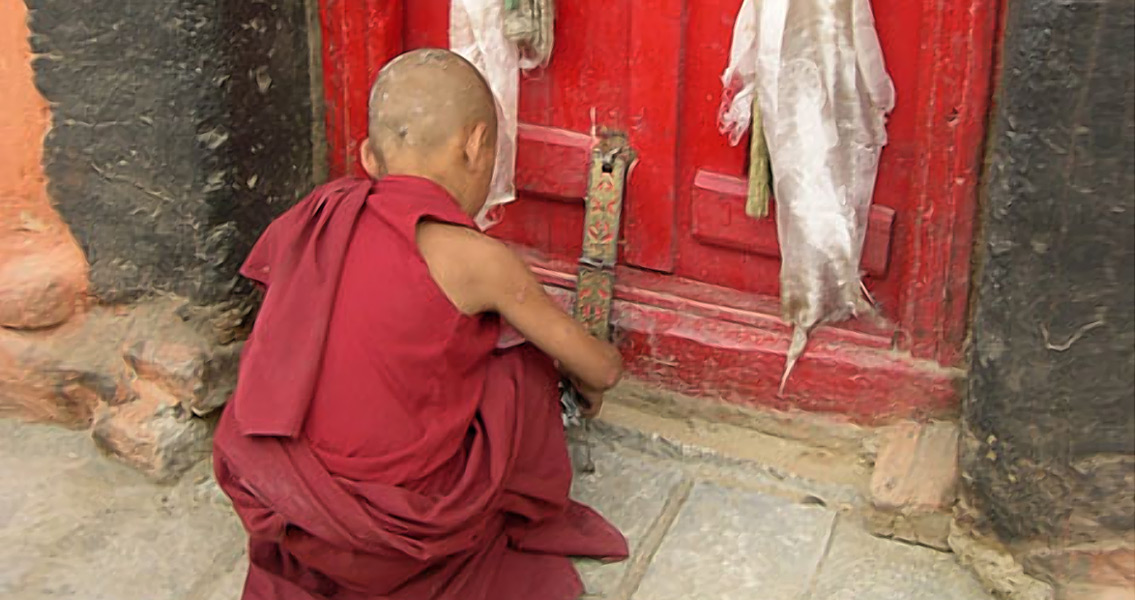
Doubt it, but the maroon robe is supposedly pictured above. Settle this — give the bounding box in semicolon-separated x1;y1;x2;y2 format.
213;176;627;599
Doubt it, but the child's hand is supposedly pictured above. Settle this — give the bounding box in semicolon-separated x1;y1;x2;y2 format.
570;376;605;419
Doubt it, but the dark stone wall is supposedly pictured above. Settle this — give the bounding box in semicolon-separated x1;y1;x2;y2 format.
965;0;1135;549
26;0;315;305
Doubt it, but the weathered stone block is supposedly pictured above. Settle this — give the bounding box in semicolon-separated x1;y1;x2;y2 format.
123;335;243;417
632;482;835;600
125;339;208;403
91;379;213;483
0;240;87;330
0;312;133;428
569;441;687;597
868;421;959;550
812;519;992;600
25;0;316;305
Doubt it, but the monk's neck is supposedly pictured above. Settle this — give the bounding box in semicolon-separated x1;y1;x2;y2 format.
382;168;479;217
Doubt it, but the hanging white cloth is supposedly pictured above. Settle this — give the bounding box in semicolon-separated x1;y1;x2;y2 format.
720;0;895;389
451;0;552;229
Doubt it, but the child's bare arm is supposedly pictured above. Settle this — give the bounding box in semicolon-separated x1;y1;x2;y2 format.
488;249;622;392
418;224;623;393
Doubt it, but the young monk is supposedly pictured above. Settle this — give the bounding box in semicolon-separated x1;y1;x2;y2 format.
212;48;629;600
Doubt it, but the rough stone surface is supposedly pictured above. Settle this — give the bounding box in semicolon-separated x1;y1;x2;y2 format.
1024;546;1135;591
0;1;88;332
91;380;214;483
965;0;1135;552
867;509;954;552
949;517;1057;600
124;334;242;416
965;0;1135;592
0;310;135;428
0;301;237;434
0;240;87;330
25;0;316;305
632;481;836;600
811;519;993;600
205;557;250;600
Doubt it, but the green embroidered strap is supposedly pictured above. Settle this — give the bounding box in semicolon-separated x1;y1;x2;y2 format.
574;134;635;341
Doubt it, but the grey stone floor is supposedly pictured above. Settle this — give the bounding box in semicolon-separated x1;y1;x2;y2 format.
0;419;994;600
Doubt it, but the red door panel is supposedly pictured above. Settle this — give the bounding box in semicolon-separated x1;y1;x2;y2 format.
674;0;920;320
406;0;629;262
404;0;681;272
323;0;998;369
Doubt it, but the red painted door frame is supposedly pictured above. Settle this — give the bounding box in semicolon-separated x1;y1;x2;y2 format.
317;0;1001;424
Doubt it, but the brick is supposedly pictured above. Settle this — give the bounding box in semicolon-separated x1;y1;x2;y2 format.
868;421;960;549
872;421;960;510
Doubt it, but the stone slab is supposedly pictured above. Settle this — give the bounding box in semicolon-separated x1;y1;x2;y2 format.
570;440;687;599
632;481;836;600
202;554;250;600
811;521;994;600
0;420;244;600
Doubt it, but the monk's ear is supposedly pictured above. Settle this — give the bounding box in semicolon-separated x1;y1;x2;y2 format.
359;138;386;179
464;122;494;170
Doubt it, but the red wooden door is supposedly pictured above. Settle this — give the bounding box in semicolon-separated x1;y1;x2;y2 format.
400;1;907;313
319;0;1000;422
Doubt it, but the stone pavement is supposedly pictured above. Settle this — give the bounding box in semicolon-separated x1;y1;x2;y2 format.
0;418;995;600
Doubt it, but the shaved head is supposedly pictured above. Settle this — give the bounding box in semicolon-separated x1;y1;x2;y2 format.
367;48;498;156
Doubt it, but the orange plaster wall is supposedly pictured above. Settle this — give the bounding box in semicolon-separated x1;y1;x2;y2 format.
0;2;88;329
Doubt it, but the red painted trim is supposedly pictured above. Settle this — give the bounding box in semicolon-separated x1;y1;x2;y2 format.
690;170;896;279
538;284;959;425
900;0;1001;364
516;247;896;350
623;0;683;272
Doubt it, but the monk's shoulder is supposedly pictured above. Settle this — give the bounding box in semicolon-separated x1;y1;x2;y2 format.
416;221;502;263
416;223;521;310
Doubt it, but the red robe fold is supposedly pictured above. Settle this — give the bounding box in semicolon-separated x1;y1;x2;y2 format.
214;176;627;600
